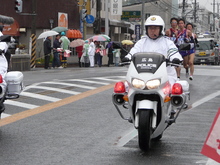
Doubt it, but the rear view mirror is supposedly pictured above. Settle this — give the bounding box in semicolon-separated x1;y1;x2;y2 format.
0;35;11;42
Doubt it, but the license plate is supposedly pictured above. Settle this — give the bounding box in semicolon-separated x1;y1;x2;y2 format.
200;59;205;62
199;52;206;56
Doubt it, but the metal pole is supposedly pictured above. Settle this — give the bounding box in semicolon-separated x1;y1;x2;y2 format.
83;0;87;39
141;0;145;36
194;0;196;23
105;0;109;36
213;0;215;32
30;0;36;68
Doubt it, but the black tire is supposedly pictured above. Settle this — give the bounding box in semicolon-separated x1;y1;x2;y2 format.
138;110;152;151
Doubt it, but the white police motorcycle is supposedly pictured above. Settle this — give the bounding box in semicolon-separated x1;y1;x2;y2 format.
112;49;190;151
0;35;24;118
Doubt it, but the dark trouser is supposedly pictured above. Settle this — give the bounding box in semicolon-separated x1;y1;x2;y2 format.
5;50;11;71
78;57;83;67
97;53;103;67
61;53;67;68
44;54;50;69
108;53;113;66
52;52;60;68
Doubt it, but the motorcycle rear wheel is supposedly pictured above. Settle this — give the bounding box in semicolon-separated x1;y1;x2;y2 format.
138;110;152;151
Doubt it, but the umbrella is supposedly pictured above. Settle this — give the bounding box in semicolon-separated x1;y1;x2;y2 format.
92;35;110;42
69;39;85;47
100;34;110;41
37;30;59;39
52;26;68;33
121;40;134;45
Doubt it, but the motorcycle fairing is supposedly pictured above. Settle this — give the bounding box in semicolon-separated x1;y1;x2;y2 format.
132;52;165;74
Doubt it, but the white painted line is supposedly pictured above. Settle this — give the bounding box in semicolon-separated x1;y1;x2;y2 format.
24;86;80;95
206;158;220;165
1;113;11;119
191;91;220;110
92;77;120;82
41;81;96;90
65;79;110;85
116;128;138;147
20;92;61;102
4;100;39;109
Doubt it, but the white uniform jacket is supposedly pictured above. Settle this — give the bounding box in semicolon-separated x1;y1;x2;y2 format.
126;35;183;85
88;42;96;56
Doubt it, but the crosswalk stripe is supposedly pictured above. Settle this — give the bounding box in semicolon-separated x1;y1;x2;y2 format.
65;79;110;85
92;77;120;82
4;100;39;109
20;92;61;102
41;81;96;90
24;86;80;95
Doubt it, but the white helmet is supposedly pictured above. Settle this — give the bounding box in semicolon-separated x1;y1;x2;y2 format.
145;15;165;38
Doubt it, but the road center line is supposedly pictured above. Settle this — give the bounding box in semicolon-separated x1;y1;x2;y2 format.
0;84;114;127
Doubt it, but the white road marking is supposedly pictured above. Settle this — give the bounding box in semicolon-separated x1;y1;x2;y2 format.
116;128;137;147
206;159;220;165
4;100;39;109
190;90;220;110
65;79;110;85
41;81;96;89
24;86;80;95
1;113;11;118
20;92;61;102
92;77;120;82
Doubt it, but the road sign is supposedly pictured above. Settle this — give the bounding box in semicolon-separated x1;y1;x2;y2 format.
86;15;95;24
201;108;220;163
121;11;141;21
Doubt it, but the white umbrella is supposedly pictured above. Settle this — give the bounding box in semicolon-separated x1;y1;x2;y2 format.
37;30;59;39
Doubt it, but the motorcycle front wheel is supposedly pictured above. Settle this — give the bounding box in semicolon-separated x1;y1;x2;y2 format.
138;110;152;151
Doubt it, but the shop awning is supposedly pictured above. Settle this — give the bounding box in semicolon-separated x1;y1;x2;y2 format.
2;20;20;36
66;29;82;39
109;19;130;28
0;14;14;24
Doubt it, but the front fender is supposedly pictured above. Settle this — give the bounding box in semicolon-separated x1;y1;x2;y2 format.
135;100;157;128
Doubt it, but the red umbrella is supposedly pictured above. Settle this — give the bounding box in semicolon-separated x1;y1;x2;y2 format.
69;39;85;47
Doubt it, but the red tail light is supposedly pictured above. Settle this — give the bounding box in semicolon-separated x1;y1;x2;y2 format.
172;83;183;95
163;82;171;95
114;82;126;93
0;75;3;83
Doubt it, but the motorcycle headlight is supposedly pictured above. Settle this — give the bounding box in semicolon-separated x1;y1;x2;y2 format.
146;79;161;89
132;78;145;89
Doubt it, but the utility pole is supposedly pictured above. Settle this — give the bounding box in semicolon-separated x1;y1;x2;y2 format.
141;0;145;36
95;0;101;34
82;0;87;40
194;0;197;23
30;0;37;68
105;0;109;36
182;0;186;19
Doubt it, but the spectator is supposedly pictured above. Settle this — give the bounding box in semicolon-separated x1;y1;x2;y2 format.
88;39;96;67
43;36;52;69
52;34;62;68
59;31;70;68
76;45;83;67
107;42;114;67
82;40;90;67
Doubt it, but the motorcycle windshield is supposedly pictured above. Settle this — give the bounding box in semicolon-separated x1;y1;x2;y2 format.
132;52;165;73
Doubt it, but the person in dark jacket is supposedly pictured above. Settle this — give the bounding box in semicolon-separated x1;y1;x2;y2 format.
44;36;52;69
107;43;114;67
52;35;61;68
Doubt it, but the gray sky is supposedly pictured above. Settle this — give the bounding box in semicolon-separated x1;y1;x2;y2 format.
197;0;218;12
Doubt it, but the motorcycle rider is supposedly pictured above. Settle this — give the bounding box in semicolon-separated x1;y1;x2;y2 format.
124;15;183;86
